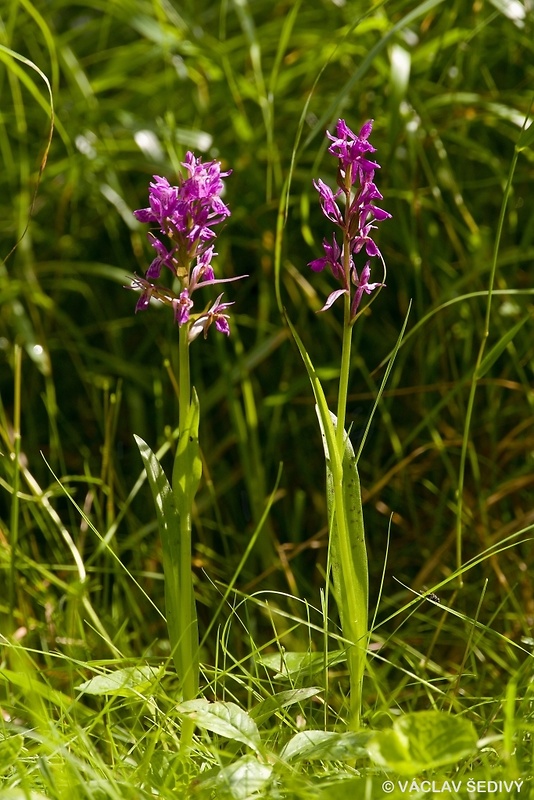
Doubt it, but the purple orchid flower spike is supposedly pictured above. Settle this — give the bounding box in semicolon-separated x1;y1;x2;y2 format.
308;119;390;323
129;152;246;340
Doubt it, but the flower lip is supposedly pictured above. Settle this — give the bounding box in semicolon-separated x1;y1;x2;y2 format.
173;289;194;326
187;292;235;341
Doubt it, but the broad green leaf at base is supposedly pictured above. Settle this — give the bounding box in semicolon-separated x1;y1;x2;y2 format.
367;710;478;774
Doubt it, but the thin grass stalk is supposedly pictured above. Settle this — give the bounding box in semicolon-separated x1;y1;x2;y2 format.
455;145;519;581
9;344;22;628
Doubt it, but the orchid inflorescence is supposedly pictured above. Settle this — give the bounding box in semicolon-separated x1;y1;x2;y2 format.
309;119;391;322
130;152;245;340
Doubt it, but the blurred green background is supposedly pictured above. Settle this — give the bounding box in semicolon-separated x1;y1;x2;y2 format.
1;0;533;674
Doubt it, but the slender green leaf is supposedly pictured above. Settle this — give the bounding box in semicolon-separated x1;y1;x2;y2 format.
475;314;530;378
517;120;534;151
134;434;179;544
134;435;187;679
317;409;368;638
250;687;321;724
285;315;341;486
286;314;368;726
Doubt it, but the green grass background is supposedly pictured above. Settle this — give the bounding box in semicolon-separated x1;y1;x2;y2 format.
1;0;533;796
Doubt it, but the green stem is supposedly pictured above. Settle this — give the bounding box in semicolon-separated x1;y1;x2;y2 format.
333;169;368;727
173;324;199;746
336;291;352;452
334;302;368;729
178;323;191;436
336;167;354;451
178;326;196;699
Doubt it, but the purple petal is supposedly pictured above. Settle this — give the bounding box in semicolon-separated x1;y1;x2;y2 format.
364;239;380;257
133;208;154;223
358;119;374;140
215;315;231;335
319;287;348;312
308;256;328;272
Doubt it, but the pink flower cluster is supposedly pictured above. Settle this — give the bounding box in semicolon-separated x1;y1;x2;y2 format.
131;153;244;339
309;120;390;321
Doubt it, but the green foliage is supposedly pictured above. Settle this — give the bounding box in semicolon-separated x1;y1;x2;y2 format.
366;710;478;774
177;699;264;754
288;316;369;726
135;427;199;697
280;729;371;762
1;0;534;795
76;664;163;696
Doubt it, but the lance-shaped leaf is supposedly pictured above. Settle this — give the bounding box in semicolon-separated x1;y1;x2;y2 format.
250;687;322;725
317;408;368;639
134;434;196;685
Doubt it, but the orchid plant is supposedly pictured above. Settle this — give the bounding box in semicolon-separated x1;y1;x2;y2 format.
129;124;388;737
290;119;390;729
129;153;245;744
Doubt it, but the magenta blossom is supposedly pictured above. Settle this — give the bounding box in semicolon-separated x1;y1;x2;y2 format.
173;289;194;326
308;119;390;322
145;234;177;278
308;234;346;284
129;152;246;339
312;179;344;226
326;119;379;180
133;176;178;229
351;262;382;318
188;294;234;342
